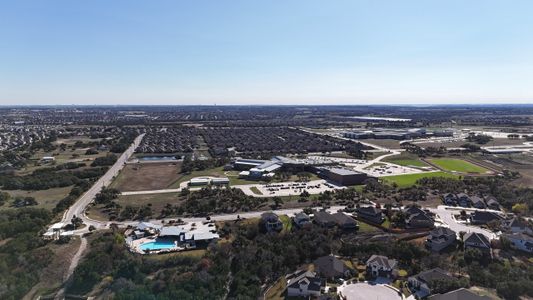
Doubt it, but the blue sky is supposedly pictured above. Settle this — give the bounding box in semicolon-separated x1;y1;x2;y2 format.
1;0;533;105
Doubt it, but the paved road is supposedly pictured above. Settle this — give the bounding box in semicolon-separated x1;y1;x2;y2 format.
61;134;145;229
428;205;499;239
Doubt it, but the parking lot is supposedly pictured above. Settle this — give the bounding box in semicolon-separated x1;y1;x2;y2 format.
236;179;344;197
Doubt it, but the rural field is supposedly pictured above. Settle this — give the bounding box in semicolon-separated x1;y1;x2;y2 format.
0;186;73;210
382;171;459;188
110;162;182;191
427;158;490;174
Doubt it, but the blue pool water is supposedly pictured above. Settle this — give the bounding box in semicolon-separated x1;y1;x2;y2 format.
140;156;177;161
139;240;176;251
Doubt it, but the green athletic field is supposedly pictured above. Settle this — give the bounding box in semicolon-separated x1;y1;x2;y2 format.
387;158;428;167
428;158;489;174
382;171;459;188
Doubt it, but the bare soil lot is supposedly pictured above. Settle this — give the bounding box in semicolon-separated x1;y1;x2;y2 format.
111;162;182;191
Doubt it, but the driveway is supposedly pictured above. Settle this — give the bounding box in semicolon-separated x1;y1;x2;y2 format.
429;206;498;239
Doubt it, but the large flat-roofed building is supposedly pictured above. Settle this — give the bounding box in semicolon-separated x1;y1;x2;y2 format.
343;128;452;141
320;167;368;186
233;158;269;170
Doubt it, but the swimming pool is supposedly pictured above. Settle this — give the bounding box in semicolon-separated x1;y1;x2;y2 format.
139;239;177;251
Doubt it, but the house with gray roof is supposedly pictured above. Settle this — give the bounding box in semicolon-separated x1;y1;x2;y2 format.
261;212;283;232
426;227;457;252
502;232;533;254
356;206;384;224
313;211;337;228
470;196;486;209
314;255;350;279
293;212;311;228
332;212;358;230
469;211;503;225
408;268;456;297
366;255;397;279
404;206;434;229
464;232;491;254
286;270;323;297
502;217;533;235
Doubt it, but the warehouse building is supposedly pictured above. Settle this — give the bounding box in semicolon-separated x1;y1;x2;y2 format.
318;167;368;186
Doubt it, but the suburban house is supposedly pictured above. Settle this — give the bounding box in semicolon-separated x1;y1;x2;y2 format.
356;206;384;224
502;217;533;235
408;268;456;297
156;224;220;250
469;211;503;225
464;232;491;254
260;212;283;232
285;270;323;297
428;288;491;300
456;193;471;207
443;193;457;206
485;197;500;210
502;233;533;253
404;206;434;229
313;211;337;228
426;227;457;252
332;212;359;230
313;255;350;279
470;196;486;209
365;255;397;279
293;212;311;228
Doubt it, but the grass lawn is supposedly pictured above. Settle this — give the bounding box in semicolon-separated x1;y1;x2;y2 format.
428;158;489;174
0;186;73;211
382;171;459;188
381;217;391;228
388;158;428;167
279;215;293;232
358;221;379;233
250;186;263;195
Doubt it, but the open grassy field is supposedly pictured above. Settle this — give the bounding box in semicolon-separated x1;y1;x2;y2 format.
383;152;429;168
0;186;73;210
110;162;182;191
389;159;428;167
382;171;459;188
428;158;489;174
116;193;181;211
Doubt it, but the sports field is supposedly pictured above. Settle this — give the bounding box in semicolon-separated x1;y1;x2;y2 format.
387;158;428;167
428;158;489;174
382;171;459;188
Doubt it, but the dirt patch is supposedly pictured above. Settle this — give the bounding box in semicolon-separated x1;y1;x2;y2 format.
363;139;402;149
111;162;182;191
